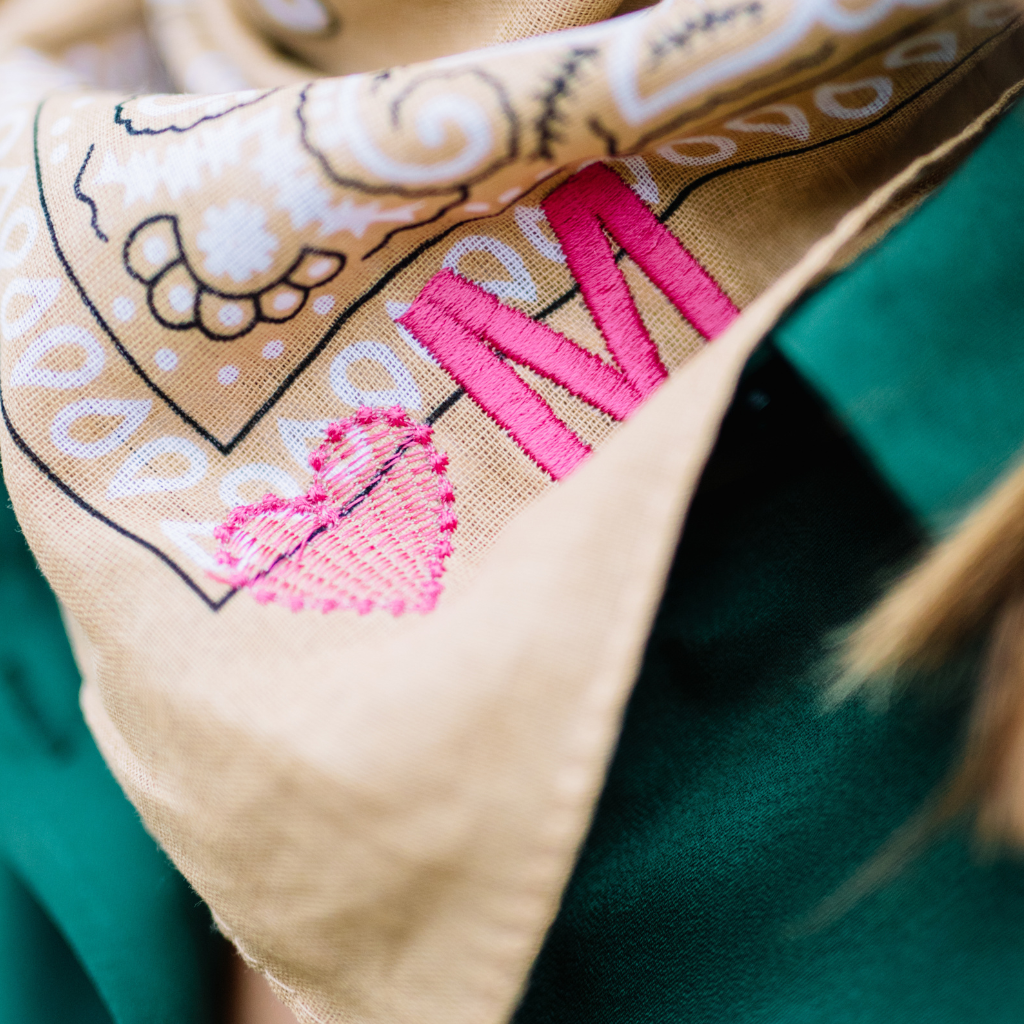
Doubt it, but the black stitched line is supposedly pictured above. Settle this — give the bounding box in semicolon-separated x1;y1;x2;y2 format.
73;144;107;243
34;106;239;453
48;9;996;457
647;2;764;73
654;17;1022;225
362;189;468;260
0;384;236;611
425;388;465;425
17;17;1017;607
587;116;620;157
216;167;565;452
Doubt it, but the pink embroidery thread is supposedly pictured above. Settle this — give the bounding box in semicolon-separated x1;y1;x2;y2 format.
211;407;456;614
542;163;739;366
400;163;740;479
400;270;646;480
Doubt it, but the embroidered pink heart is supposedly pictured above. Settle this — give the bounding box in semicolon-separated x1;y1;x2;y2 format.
211;407;456;615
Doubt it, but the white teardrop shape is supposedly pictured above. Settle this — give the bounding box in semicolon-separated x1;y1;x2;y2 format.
11;324;105;389
276;417;331;470
883;31;956;68
655;135;737;166
219;463;303;508
609;156;660;203
0;110;28;162
159;520;223;573
0;166;28;230
330;341;422;411
107;437;208;499
50;398;151;459
2;277;60;340
725;104;810;142
815;76;893;120
442;235;537;302
0;207;38;270
513;206;565;265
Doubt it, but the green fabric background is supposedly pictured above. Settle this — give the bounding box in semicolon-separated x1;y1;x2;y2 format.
776;100;1024;532
0;472;226;1024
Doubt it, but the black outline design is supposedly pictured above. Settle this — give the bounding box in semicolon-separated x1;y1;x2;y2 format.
114;89;279;136
122;213;345;341
587;116;620;157
74;144;107;243
296;68;520;197
12;15;1017;606
361;192;468;259
0;386;236;611
532;48;599;160
647;1;765;73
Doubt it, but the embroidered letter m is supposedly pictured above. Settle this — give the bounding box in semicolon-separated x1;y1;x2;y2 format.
400;163;738;479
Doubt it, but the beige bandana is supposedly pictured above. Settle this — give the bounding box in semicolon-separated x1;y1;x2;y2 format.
0;0;1022;1020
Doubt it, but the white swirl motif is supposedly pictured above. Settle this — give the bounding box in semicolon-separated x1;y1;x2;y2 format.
333;76;496;186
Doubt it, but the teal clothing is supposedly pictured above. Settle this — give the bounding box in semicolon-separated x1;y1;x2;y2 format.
0;476;227;1023
776;100;1024;532
5;95;1024;1024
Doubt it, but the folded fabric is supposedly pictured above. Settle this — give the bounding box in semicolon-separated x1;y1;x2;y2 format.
1;0;1023;1021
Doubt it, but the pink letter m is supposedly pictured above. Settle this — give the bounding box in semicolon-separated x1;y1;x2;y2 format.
399;163;738;480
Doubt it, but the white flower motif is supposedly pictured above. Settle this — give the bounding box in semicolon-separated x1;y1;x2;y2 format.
196;200;279;284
